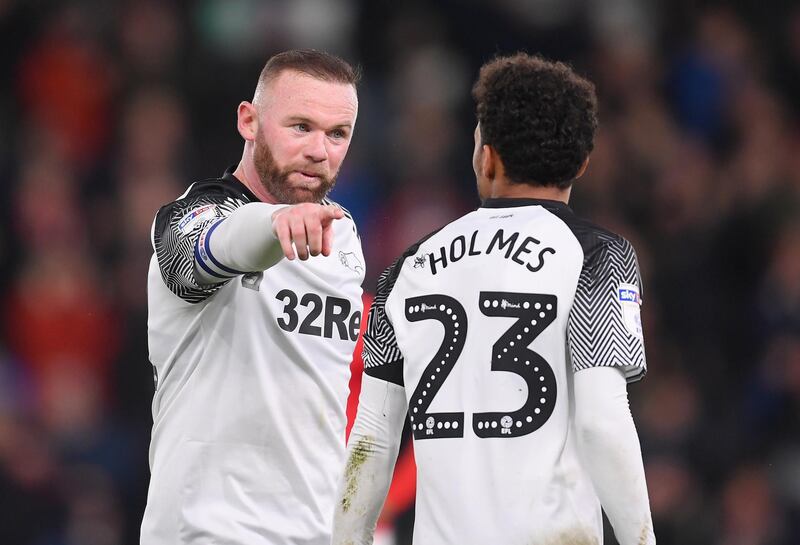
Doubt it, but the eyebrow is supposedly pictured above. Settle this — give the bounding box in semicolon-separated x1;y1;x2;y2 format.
285;116;353;130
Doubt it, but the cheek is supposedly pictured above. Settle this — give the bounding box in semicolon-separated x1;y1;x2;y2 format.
263;134;297;165
272;144;294;165
328;143;351;167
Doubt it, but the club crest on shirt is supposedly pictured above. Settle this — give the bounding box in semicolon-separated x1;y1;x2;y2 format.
178;204;217;234
618;283;643;339
413;255;427;269
338;251;364;274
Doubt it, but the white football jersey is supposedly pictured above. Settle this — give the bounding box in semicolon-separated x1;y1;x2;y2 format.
142;168;364;545
362;198;646;545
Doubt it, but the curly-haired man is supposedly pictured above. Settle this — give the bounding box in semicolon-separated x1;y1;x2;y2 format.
333;53;656;545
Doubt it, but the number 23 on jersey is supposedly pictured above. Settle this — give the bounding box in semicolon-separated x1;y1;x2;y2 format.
406;291;557;440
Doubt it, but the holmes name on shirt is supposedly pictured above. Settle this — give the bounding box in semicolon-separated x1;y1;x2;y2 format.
425;229;556;275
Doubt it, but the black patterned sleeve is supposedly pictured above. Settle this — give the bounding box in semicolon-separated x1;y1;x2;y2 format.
567;235;647;382
362;261;405;386
152;186;246;303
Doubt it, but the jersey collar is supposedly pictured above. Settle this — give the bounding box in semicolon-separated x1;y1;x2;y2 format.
221;165;260;203
481;197;571;211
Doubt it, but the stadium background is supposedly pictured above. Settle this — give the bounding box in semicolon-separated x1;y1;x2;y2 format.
1;0;799;543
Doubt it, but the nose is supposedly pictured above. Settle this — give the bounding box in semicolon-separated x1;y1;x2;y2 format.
304;131;328;163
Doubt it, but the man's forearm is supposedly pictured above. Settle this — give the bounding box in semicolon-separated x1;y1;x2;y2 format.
574;367;655;545
333;375;407;545
195;202;287;284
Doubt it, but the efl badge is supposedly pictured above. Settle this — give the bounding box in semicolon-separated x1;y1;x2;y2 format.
178;204;217;234
618;283;643;339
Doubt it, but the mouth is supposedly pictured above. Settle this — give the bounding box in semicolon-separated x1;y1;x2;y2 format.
295;170;324;182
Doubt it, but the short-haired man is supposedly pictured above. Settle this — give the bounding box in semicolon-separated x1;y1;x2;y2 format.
333;53;656;545
143;49;365;545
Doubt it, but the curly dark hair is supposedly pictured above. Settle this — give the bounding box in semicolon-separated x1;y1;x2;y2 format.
472;53;598;189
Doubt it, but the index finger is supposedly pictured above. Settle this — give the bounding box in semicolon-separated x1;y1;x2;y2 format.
320;205;345;225
321;220;335;256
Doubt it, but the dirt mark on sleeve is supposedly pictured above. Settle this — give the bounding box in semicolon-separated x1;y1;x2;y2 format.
340;435;373;513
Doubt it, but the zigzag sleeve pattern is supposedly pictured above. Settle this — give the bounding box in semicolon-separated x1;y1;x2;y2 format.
153;189;246;303
362;259;405;386
567;235;647;382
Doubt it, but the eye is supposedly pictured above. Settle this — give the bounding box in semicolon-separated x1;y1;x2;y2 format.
294;123;310;133
330;128;347;139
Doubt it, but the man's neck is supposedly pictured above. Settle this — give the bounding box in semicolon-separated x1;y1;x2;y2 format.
233;160;278;204
488;178;571;204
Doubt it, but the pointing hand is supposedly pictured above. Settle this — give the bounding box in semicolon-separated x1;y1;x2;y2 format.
271;203;345;261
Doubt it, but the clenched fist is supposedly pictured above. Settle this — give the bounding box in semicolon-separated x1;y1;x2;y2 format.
271;203;345;261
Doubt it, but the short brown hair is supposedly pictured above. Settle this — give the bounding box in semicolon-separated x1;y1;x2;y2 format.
473;53;598;189
256;49;360;95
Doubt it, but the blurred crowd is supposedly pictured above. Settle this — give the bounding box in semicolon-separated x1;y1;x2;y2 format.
1;1;799;544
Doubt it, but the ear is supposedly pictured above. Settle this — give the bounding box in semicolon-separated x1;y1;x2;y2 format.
481;144;496;180
575;156;590;179
237;101;258;142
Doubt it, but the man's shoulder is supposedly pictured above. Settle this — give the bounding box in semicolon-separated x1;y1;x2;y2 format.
560;214;641;292
549;210;633;263
154;174;254;232
379;222;450;290
169;174;253;209
377;209;490;293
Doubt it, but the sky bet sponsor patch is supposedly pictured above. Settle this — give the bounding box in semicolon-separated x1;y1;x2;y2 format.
178;204;217;234
618;285;641;305
618;283;643;339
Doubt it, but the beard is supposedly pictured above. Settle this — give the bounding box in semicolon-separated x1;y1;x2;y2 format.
253;129;337;204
